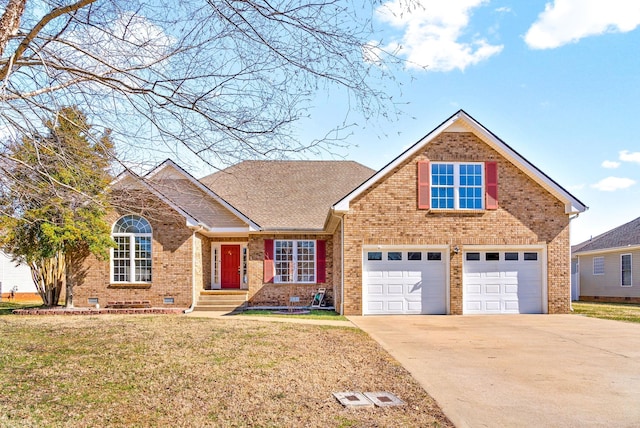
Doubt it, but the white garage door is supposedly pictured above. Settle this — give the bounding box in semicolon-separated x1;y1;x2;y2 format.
463;250;544;314
363;248;447;315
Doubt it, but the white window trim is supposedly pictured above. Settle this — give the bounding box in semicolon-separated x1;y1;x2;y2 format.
621;253;632;287
274;240;317;284
430;161;485;210
210;242;248;290
110;217;153;284
593;256;604;276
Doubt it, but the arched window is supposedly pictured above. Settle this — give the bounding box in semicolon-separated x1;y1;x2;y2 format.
111;215;152;283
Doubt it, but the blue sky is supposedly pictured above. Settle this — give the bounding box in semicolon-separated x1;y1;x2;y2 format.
293;0;640;245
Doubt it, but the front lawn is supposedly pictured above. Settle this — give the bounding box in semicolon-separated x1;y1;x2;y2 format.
0;315;451;427
573;301;640;323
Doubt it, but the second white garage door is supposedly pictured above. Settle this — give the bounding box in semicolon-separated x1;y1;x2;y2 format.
463;249;545;314
363;248;447;315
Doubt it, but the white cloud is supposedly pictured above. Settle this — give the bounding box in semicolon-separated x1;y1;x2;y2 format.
601;160;621;169
566;183;585;191
591;176;636;191
619;150;640;164
525;0;640;49
373;0;503;72
495;7;512;14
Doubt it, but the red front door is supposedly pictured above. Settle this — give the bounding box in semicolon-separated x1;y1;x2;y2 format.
221;245;241;289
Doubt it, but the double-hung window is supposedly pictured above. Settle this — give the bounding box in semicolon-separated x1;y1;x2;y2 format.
621;254;632;287
593;256;604;275
274;240;316;283
431;162;484;210
112;215;152;283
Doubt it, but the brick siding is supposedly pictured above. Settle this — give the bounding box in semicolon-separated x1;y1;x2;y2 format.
247;234;333;307
73;190;195;308
342;132;571;315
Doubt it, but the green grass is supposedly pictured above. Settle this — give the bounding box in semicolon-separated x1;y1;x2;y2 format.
573;301;640;323
0;315;451;427
238;309;347;321
0;301;42;315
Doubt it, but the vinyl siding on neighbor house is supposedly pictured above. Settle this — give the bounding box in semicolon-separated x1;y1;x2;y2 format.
578;248;640;299
0;252;38;301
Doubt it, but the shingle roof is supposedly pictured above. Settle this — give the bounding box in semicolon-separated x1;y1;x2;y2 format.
200;161;374;230
573;216;640;253
149;177;248;229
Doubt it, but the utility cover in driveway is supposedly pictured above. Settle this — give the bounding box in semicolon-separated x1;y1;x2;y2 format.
463;250;544;314
363;248;447;314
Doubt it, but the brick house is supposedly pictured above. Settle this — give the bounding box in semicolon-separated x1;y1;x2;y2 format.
74;110;587;314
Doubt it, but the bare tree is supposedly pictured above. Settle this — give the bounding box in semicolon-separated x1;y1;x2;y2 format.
0;0;401;172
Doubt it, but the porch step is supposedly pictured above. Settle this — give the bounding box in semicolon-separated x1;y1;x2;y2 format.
194;290;248;312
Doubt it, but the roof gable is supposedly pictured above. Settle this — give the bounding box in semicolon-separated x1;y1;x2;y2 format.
112;170;201;228
334;110;587;215
113;160;259;234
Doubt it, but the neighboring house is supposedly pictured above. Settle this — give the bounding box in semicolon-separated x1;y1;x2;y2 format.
74;110;587;315
572;217;640;303
0;252;39;302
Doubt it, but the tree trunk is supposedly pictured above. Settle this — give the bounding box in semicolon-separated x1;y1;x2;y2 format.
65;262;74;308
29;253;66;306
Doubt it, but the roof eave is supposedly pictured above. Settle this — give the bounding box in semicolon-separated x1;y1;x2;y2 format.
256;227;331;235
574;244;640;256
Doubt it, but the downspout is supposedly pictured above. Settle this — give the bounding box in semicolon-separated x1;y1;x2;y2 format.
184;225;204;314
340;215;345;316
568;213;580;312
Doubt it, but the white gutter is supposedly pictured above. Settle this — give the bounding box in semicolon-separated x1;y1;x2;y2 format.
184;224;204;314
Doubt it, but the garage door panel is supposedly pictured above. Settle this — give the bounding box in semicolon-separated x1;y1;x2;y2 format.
486;284;501;294
504;284;518;293
363;249;447;315
463;250;543;314
465;301;482;311
367;301;383;311
467;284;481;294
504;300;519;311
367;284;384;295
388;284;403;295
387;301;404;311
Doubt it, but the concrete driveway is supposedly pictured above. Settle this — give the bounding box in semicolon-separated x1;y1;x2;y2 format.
348;315;640;428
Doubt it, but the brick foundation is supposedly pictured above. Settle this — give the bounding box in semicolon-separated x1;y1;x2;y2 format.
580;296;640;304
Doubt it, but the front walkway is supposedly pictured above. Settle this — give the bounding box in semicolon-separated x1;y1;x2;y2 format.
185;310;356;328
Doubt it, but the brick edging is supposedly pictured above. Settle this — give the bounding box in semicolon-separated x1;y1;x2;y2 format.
12;308;185;315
